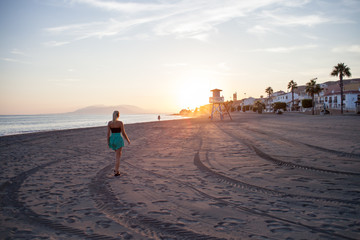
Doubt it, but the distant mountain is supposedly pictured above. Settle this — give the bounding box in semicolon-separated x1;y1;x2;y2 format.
69;105;151;115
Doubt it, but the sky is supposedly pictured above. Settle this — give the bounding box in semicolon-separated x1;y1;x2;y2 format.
0;0;359;114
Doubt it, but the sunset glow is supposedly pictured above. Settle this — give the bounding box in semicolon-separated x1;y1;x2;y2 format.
0;0;359;114
175;70;218;110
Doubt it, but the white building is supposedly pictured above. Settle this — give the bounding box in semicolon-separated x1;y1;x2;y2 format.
235;78;360;113
273;92;301;110
242;97;256;106
269;91;285;102
322;90;360;111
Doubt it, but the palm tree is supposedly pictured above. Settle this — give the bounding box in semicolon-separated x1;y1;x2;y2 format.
287;80;298;111
265;87;273;98
254;100;265;114
305;79;322;115
330;63;352;114
265;87;273;110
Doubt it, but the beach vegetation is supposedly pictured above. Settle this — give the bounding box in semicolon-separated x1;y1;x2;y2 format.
330;63;352;114
272;102;286;112
253;100;265;114
287;80;298;111
243;105;251;112
265;87;273;108
179;109;192;115
305;79;322;115
265;87;273;98
302;99;313;109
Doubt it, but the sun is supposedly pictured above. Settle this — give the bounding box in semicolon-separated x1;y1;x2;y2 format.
175;71;215;110
179;88;208;110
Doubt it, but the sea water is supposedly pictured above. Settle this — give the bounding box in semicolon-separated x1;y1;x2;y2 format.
0;114;187;136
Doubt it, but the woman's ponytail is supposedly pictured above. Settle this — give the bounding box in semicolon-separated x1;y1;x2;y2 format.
112;110;119;123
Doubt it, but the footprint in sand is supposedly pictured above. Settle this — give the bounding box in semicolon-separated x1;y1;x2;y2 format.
148;210;171;215
96;220;112;228
209;202;229;208
65;215;81;223
270;227;293;233
265;220;293;233
152;200;169;204
177;217;198;224
214;218;246;231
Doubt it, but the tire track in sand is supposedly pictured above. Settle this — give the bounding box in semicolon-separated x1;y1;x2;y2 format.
89;161;226;240
89;154;357;240
194;151;360;206
0;157;118;240
214;123;360;176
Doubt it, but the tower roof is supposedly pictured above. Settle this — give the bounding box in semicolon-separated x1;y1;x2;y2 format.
210;89;222;92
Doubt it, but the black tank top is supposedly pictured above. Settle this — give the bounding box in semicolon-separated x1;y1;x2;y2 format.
111;127;121;133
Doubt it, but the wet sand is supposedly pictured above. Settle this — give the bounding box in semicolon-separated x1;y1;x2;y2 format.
1;112;360;239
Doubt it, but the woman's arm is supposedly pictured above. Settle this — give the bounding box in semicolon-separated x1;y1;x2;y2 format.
107;122;111;144
121;122;131;144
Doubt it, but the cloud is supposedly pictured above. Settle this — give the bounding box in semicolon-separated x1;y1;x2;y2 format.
45;22;102;34
11;49;27;56
45;0;335;43
116;33;152;41
332;45;360;54
45;16;166;42
43;41;70;47
247;25;273;35
73;0;170;13
302;34;319;40
281;0;311;7
2;58;20;63
261;11;330;27
1;58;29;64
1;49;31;64
250;44;317;53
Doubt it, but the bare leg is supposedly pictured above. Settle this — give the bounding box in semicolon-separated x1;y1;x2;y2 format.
114;147;122;175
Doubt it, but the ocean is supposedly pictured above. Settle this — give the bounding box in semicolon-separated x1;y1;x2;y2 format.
0;114;187;136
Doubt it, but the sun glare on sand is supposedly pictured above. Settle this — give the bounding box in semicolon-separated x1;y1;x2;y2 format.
176;72;215;110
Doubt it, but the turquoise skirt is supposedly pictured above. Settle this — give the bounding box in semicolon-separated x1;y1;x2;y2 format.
109;133;124;150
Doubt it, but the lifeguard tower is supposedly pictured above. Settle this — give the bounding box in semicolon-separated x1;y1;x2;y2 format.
209;89;225;120
209;89;233;120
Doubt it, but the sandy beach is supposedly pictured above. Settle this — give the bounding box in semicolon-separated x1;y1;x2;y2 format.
1;112;359;239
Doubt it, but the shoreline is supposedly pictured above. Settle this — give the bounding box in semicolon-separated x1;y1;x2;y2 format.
1;111;358;137
0;117;193;140
1;113;359;239
0;113;189;137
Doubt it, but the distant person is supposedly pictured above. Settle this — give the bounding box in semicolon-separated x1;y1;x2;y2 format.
107;110;131;176
158;115;161;121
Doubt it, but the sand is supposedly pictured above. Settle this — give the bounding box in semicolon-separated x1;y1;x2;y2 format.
0;112;359;240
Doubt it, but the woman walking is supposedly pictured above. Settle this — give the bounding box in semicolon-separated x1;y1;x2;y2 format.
107;110;131;176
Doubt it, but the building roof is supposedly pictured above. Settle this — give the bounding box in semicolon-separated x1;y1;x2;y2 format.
344;82;360;91
322;78;360;87
323;84;340;95
271;91;285;96
324;90;360;96
210;89;222;92
292;78;360;95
